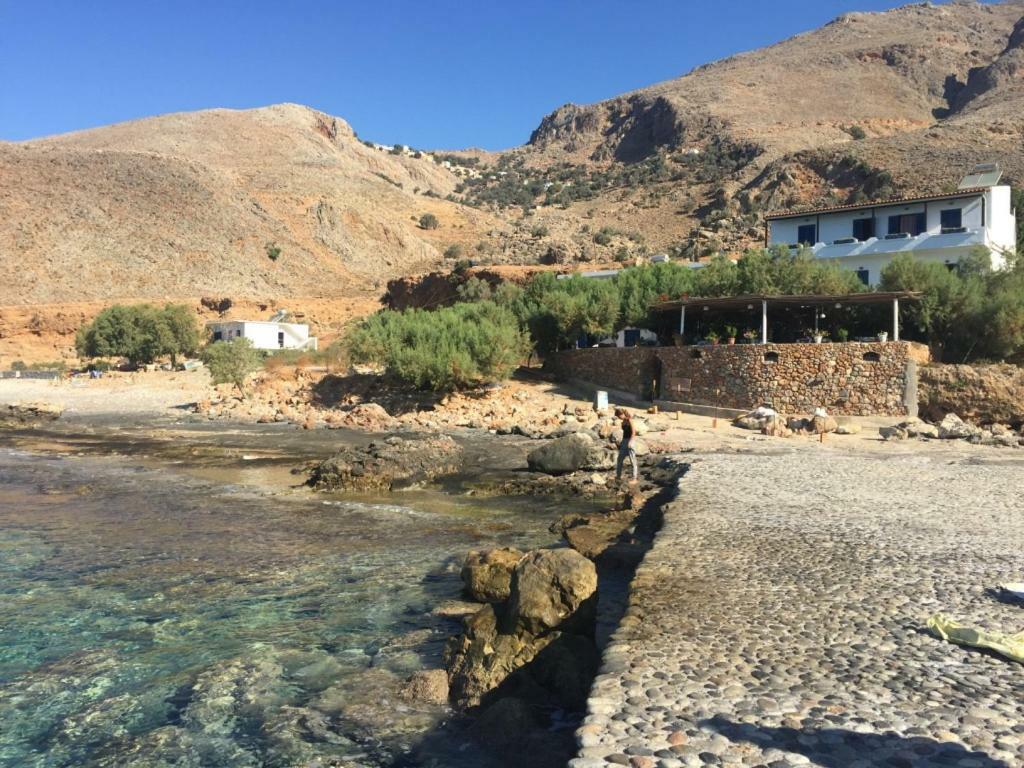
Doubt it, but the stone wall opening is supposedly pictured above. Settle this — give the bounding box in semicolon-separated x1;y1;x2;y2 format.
764;351;780;363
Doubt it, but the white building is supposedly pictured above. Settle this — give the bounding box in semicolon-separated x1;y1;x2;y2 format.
207;320;317;351
765;166;1016;286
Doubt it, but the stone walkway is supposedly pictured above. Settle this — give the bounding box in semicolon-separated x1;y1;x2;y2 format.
571;449;1024;768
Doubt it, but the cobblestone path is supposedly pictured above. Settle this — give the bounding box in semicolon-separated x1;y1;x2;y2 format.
572;450;1024;768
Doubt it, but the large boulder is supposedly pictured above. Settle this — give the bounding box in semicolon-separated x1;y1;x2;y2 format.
505;549;597;635
308;435;463;492
461;548;523;603
937;413;980;440
526;432;609;475
879;425;908;441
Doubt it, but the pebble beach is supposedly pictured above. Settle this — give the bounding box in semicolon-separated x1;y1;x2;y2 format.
573;448;1024;768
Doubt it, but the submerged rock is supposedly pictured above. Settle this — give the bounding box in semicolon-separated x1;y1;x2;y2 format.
308;434;463;491
400;669;450;705
461;547;524;603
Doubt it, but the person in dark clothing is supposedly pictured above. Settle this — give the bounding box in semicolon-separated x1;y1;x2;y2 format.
615;408;638;483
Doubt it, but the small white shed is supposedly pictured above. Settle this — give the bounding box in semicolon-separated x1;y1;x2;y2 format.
207;321;317;351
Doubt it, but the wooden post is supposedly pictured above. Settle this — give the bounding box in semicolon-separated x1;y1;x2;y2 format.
761;299;768;344
893;297;900;342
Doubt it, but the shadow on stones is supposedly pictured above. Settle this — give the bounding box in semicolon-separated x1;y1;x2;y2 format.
704;715;1009;768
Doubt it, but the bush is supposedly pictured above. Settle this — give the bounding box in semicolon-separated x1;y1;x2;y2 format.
444;244;464;260
419;213;440;230
76;304;201;366
530;224;549;238
201;338;264;394
347;302;529;391
846;125;867;140
266;243;282;261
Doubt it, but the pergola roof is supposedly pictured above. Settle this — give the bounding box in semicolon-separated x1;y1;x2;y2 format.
651;291;922;313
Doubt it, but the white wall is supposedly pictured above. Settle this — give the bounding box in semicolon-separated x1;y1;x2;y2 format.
208;321;313;350
985;186;1016;269
769;194;987;246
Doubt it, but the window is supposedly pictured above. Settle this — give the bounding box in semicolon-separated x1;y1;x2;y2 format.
852;218;874;241
213;331;223;341
940;208;962;232
856;268;870;286
277;331;285;348
887;212;926;236
797;224;817;245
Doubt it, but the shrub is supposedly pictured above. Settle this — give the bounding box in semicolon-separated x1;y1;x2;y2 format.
419;213;440;230
530;224;549;238
76;304;201;366
266;243;282;261
846;125;867;140
456;276;493;302
347;302;529;391
10;360;26;371
201;338;264;395
444;244;464;260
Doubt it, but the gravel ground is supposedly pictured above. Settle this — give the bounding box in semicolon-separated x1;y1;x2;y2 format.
572;447;1024;768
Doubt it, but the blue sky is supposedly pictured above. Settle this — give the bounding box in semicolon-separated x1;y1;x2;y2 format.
0;0;963;148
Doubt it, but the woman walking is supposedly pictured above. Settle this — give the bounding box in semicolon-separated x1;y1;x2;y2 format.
615;408;638;484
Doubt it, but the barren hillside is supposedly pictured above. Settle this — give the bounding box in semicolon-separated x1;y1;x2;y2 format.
0;103;509;305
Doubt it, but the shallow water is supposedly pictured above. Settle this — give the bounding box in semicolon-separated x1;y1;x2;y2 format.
0;424;594;767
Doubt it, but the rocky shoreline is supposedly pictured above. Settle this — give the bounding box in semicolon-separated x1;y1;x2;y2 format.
299;412;684;768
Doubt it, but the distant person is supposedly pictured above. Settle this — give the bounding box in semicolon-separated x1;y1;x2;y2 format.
615;408;638;484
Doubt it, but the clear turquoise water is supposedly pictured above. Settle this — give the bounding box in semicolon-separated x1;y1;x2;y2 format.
0;430;578;767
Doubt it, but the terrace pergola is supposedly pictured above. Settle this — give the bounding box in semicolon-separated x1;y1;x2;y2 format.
651;291;922;344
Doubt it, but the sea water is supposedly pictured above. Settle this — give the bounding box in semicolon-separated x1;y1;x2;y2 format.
0;425;580;767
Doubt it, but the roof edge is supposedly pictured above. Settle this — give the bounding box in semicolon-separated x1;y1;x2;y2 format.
765;188;994;220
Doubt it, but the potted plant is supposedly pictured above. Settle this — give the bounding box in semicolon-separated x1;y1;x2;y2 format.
836;328;849;343
806;328;825;344
742;329;758;344
705;329;721;345
724;325;738;345
877;330;888;343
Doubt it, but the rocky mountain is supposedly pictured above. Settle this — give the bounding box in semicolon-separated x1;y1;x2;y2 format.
3;1;1024;321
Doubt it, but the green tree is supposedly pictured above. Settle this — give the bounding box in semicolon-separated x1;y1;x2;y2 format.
347;302;529;391
879;252;986;360
615;262;696;327
76;304;200;366
419;213;440;230
160;304;201;366
201;338;263;395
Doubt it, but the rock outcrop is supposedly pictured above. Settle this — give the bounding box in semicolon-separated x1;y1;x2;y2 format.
919;364;1024;428
0;401;63;428
307;434;463;492
445;547;599;710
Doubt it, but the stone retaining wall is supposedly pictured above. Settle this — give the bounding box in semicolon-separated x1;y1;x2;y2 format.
547;341;928;417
